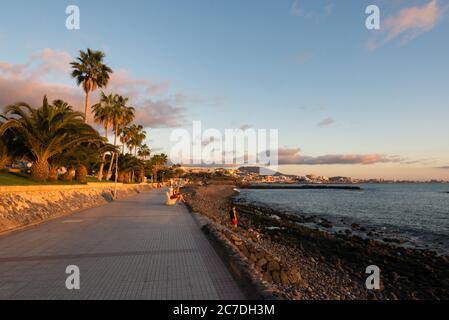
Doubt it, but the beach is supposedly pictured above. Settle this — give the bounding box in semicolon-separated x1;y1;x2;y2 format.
182;180;449;300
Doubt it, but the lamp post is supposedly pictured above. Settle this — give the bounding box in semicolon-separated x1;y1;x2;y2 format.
113;145;122;200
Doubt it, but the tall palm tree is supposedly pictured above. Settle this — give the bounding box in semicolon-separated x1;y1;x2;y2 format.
150;153;168;183
71;49;113;123
0;97;101;181
92;92;115;180
125;124;146;156
132;125;146;156
120;125;133;155
106;96;135;180
138;144;151;160
116;154;143;183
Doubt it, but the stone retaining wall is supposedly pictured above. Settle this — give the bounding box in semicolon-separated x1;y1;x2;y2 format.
0;183;153;234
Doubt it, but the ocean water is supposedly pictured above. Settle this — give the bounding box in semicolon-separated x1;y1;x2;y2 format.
235;184;449;255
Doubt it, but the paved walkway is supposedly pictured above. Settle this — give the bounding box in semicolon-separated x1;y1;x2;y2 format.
0;190;245;300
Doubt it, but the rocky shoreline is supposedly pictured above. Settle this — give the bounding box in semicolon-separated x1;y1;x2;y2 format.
242;185;361;190
182;181;449;300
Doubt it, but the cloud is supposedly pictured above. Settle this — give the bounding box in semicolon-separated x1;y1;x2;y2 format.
367;0;443;49
239;124;252;131
290;1;333;19
436;166;449;169
0;49;186;128
291;51;313;64
134;98;186;128
277;148;402;165
107;69;171;98
290;1;303;16
316;117;335;127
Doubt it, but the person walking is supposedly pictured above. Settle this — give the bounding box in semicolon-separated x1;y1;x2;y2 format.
229;206;238;229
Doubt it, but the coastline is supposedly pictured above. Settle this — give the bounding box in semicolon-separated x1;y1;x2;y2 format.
182;180;449;300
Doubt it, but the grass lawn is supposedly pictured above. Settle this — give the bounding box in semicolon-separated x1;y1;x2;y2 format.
0;171;146;186
0;171;98;186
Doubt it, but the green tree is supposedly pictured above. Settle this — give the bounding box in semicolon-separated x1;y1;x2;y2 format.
92;92;116;180
106;95;135;180
150;153;168;182
0;97;101;181
137;144;151;160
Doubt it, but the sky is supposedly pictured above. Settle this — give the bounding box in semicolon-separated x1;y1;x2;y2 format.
0;0;448;180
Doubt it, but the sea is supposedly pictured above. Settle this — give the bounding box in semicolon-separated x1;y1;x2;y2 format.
235;183;449;255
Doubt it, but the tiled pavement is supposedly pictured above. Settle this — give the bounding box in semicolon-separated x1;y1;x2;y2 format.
0;190;245;300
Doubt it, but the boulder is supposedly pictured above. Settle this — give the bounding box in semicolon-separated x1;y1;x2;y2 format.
280;270;290;285
267;261;281;272
240;246;251;258
288;270;302;284
262;272;273;283
272;271;281;284
230;234;241;242
249;253;258;263
257;258;268;268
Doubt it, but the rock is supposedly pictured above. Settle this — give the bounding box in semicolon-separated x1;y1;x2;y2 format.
272;271;281;284
257;258;268;268
267;261;281;272
280;270;290;285
230;234;241;242
262;272;273;283
249;253;258;262
390;272;400;282
319;220;333;228
240;246;251;258
288;270;302;284
389;292;399;300
351;223;361;229
367;291;377;300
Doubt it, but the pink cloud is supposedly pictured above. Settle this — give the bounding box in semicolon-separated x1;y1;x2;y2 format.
368;0;443;49
107;69;171;99
0;49;186;128
277;148;402;165
134;99;186;128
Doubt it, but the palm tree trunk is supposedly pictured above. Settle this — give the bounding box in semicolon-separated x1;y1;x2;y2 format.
76;164;88;183
84;91;90;123
97;126;108;181
31;159;50;181
107;122;118;180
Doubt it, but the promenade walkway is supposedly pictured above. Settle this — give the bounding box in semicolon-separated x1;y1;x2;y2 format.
0;190;245;300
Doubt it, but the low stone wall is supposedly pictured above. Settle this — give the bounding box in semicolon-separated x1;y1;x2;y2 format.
0;183;153;234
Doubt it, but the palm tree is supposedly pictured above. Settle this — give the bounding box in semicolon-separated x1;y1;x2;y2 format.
138;144;151;160
124;124;146;156
52;99;74;113
64;142;117;183
131;125;146;156
150;153;168;183
106;96;135;180
71;49;113;123
0;136;11;170
92;92;115;180
0;97;101;181
120;125;133;155
116;154;143;183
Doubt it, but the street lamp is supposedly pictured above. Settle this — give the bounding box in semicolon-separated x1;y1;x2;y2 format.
113;145;122;200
